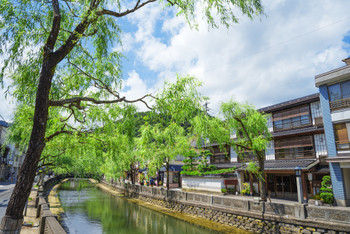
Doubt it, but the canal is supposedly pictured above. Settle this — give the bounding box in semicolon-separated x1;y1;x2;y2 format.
58;179;223;234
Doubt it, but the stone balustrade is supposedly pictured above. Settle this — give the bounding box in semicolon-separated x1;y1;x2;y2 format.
105;180;350;234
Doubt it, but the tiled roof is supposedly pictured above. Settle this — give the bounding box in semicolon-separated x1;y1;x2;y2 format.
272;126;324;138
212;163;243;169
314;165;330;173
0;120;9;127
264;159;318;170
259;93;319;113
238;159;318;171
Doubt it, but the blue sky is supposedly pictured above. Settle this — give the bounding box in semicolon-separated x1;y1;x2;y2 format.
1;0;350;121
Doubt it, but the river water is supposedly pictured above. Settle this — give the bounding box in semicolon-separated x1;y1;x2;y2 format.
58;180;223;234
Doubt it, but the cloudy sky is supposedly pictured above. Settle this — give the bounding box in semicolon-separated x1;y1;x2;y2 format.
1;0;350;121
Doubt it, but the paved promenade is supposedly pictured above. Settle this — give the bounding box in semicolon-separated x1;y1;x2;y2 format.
0;181;15;219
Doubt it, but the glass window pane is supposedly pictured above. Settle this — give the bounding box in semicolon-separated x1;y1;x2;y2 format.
341;80;350;99
328;84;341;102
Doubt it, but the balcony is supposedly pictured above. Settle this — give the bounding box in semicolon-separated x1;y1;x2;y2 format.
330;97;350;111
336;139;350;151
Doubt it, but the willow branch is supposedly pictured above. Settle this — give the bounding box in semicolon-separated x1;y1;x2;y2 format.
44;0;61;54
67;59;120;98
97;0;156;18
46;130;73;142
63;0;79;17
53;0;100;63
49;94;155;109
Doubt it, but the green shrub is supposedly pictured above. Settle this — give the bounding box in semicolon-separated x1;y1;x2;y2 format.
221;188;227;193
241;183;250;195
320;192;333;204
319;175;333;204
227;188;235;194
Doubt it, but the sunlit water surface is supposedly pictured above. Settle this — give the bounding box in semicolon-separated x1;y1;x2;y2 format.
58;180;223;234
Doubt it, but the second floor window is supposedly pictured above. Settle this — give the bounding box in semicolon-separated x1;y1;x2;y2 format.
273;105;311;131
328;80;350;111
275;135;315;159
328;80;350;102
209;145;230;164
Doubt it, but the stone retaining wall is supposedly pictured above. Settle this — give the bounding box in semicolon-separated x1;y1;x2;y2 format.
37;177;66;234
105;180;350;234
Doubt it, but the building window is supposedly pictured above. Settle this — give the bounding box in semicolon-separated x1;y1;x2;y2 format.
209;145;230;164
328;80;350;111
273;105;311;131
237;150;257;162
211;154;230;163
334;123;350;151
275;136;315;159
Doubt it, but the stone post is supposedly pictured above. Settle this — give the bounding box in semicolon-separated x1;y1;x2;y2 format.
295;167;304;203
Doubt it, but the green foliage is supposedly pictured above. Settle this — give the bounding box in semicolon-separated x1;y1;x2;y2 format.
320;175;333;204
241;183;251;195
221;188;227;193
227;188;235;194
220;100;271;160
181;167;235;176
0;0;264;187
182;149;199;172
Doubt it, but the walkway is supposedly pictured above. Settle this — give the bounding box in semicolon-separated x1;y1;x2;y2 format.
0;181;15;219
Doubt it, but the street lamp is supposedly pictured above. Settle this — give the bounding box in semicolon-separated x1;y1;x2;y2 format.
295;166;301;177
295;166;303;203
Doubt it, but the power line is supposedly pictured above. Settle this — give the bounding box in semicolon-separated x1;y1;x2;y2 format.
200;16;350;74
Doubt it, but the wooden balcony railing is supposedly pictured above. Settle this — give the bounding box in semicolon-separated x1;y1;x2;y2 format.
330;97;350;111
336;140;350;151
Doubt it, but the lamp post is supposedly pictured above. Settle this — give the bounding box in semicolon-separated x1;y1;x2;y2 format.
295;166;303;203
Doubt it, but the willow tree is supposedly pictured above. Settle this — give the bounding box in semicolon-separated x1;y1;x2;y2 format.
0;0;263;231
220;100;271;201
191;100;270;200
138;76;205;190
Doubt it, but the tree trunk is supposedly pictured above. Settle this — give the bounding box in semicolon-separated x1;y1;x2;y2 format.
258;155;267;201
166;161;170;191
0;58;55;233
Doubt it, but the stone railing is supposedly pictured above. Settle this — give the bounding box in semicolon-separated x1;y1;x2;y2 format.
25;176;66;234
104;180;350;233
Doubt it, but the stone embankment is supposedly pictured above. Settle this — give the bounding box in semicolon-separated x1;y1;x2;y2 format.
21;177;66;234
102;180;350;234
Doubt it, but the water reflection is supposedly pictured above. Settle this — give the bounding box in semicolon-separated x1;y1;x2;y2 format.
59;180;222;234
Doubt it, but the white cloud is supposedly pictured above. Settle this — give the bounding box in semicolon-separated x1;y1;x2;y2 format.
2;0;350;120
0;87;15;122
126;0;350;115
120;70;154;111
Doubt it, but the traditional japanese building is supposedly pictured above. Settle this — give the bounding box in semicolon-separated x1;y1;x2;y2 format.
256;93;328;201
315;57;350;206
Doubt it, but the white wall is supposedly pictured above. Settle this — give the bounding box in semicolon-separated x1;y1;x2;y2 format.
332;109;350;123
182;176;238;193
